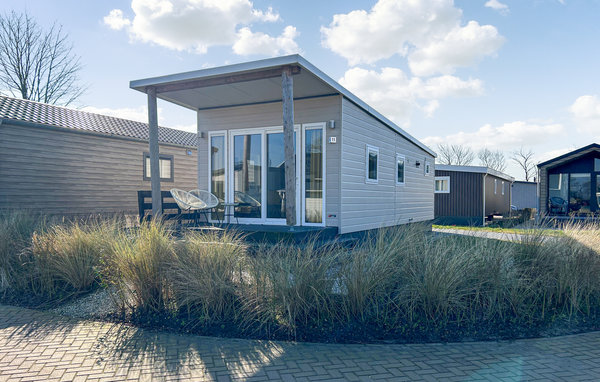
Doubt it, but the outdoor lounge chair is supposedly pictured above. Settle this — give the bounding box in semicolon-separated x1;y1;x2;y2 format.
189;189;220;223
169;188;207;224
549;196;568;215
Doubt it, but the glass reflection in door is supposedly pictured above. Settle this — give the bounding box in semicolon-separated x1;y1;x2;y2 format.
304;129;323;223
210;135;225;219
266;132;296;219
569;173;591;213
233;134;262;219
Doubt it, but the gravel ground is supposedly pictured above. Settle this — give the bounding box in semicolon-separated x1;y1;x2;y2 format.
50;288;119;319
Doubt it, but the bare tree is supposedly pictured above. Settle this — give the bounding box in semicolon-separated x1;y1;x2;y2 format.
0;11;84;106
436;144;475;166
511;147;537;181
478;148;507;172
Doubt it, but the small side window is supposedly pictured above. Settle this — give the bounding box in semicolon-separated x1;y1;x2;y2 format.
143;152;174;182
366;145;379;183
494;179;498;194
502;181;505;195
435;176;450;193
425;161;431;176
396;154;405;185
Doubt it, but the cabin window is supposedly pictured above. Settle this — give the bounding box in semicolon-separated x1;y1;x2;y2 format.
435;176;450;193
396;154;405;185
494;179;498;194
502;181;505;195
143;153;174;182
366;145;379;183
595;158;600;172
549;173;568;201
425;161;431;176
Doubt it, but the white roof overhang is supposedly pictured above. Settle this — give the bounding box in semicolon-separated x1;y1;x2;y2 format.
130;54;435;157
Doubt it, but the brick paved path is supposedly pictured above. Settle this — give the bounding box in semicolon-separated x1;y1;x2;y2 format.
1;305;599;381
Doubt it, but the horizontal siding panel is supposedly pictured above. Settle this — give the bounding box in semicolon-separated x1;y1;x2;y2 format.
340;98;434;234
0;123;197;216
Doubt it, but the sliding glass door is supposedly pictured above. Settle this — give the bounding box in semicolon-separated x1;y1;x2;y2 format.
266;131;297;221
214;124;324;226
232;133;262;220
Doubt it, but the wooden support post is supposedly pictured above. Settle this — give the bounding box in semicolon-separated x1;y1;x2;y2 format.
282;66;296;226
147;87;162;218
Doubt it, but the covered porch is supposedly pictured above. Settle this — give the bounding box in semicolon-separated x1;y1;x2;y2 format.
130;55;340;231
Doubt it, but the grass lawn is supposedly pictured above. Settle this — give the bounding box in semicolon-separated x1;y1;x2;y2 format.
432;224;564;236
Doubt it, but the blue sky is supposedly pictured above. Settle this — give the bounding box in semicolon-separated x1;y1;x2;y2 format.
2;0;600;179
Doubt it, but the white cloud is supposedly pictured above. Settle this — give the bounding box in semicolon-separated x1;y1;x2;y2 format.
339;67;483;126
408;21;504;76
321;0;504;75
103;0;293;56
103;9;131;30
233;26;300;56
485;0;509;14
421;121;565;150
570;95;600;135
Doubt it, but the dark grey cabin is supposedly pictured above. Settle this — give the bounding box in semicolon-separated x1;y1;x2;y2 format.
434;165;514;226
538;143;600;216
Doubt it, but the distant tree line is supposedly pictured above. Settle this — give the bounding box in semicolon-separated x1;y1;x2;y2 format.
436;144;537;181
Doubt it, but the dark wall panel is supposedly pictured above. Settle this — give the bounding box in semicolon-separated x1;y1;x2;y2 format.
434;171;483;219
485;175;511;216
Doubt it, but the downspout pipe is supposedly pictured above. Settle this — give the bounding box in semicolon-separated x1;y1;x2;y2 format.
482;173;488;226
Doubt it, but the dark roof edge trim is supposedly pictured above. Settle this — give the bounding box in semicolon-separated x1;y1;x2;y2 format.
537;143;600;168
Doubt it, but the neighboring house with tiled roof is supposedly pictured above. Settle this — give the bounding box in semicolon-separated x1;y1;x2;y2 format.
0;95;198;216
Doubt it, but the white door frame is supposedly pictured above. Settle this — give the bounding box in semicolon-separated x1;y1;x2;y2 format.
207;123;325;226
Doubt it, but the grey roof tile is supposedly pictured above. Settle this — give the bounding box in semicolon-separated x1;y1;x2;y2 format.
0;95;197;147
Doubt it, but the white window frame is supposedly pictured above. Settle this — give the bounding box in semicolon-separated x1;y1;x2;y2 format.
209;124;325;227
301;122;327;227
425;160;432;176
365;145;379;184
396;154;406;186
208;131;228;223
435;176;450;194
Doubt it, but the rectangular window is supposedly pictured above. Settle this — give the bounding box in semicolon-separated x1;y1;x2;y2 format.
494;179;498;194
502;181;505;195
435;176;450;193
569;173;591;213
210;135;225;202
143;153;174;182
425;161;431;176
549;173;568;201
595;158;600;172
396;154;405;185
366;145;379;183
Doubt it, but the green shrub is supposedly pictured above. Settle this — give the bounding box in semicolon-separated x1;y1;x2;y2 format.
246;239;340;338
0;211;41;292
22;219;120;300
170;230;247;324
103;219;175;312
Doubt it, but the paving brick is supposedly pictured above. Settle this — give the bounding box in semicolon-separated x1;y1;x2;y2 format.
2;304;600;381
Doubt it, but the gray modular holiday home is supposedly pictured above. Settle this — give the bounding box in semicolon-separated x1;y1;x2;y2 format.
0;96;198;217
434;165;514;226
131;55;436;234
511;181;537;210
